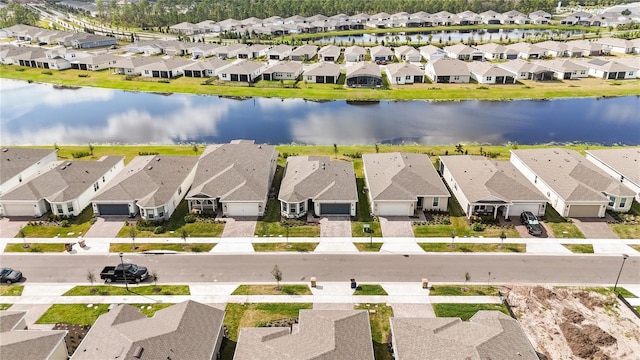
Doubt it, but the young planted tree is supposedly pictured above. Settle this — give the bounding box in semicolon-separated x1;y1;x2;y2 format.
151;270;160;292
181;228;189;249
333;143;338;159
18;227;28;249
271;265;283;291
499;231;506;249
129;226;137;250
449;232;456;249
463;272;471;292
87;269;96;286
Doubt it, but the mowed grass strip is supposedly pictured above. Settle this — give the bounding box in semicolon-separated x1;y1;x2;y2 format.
418;242;525;253
354;242;383;252
609;224;640;239
110;243;216;253
353;284;388;296
0;304;11;310
63;285;190;296
4;243;69;252
433;303;509;321
0;285;24;296
562;244;594;253
37;304;110;326
429;285;499;296
231;284;311;296
131;303;175;317
252;242;318;252
355;304;394;360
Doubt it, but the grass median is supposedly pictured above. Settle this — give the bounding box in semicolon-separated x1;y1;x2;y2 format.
353;284;388;296
63;285;190;296
354;242;383;252
429;285;499;296
252;242;318;252
433;303;509;320
231;284;311;295
109;243;216;253
562;244;594;253
355;303;394;360
4;243;67;252
419;242;525;253
0;285;24;296
37;304;110;326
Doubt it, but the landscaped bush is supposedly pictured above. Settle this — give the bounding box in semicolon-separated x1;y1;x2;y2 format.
72;151;91;158
184;214;196;223
60;220;70;228
471;222;485;231
78;74;90;78
153;226;165;234
138;151;160;156
41;70;53;75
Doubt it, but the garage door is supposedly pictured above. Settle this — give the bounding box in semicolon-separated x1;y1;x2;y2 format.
568;205;601;218
226;202;259;216
97;204;129;216
509;204;540;218
2;203;37;217
319;203;351;215
377;202;411;216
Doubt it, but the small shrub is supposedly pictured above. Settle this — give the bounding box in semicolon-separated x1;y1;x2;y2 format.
72;151;91;158
477;86;489;90
184;214;196;223
78;74;90;78
153;226;165;234
15;68;25;72
202;78;214;85
89;217;97;225
442;218;451;225
138;151;160;156
471;222;484;231
41;70;53;75
158;79;170;83
124;75;136;80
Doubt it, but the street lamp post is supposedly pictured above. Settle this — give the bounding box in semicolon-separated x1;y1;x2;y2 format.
119;252;129;291
613;254;629;293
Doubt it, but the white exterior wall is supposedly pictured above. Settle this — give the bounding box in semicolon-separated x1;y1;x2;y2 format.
440;163;472;217
270;71;300;80
422;196;449;212
470;72;495;84
0;151;57;196
386;72;414;85
586;152;640;201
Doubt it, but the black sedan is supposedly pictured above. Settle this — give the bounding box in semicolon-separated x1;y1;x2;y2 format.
520;211;544;236
1;268;23;284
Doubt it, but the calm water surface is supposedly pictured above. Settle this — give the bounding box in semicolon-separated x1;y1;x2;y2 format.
0;79;638;146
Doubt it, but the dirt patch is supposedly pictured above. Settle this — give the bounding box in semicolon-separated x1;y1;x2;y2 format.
507;286;640;359
53;323;90;356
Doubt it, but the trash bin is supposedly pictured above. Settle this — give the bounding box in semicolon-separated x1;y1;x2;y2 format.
310;277;317;288
78;239;86;248
350;278;357;289
422;278;429;289
64;243;73;252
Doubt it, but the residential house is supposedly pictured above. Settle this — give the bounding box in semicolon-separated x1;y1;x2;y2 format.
183;58;232;78
510;148;635;217
390;311;539;360
536;40;570;57
504;42;545;59
234;310;374;360
71;301;225;360
215;43;248;59
0;156;124;217
283;15;306;24
138;58;193;79
268;44;293;60
279;156;358;218
218;60;266;82
538;59;588;80
419;45;447;61
344;46;367;62
190;43;223;59
444;44;484;61
0;45;33;65
394;45;422;62
57;33;116;49
467;62;516;84
70;53;120;71
565;40;609;56
363;153;449;216
595;37;635;54
580;58;636;79
262;61;303;81
529;10;552;24
290;44;318;61
384;62;424;84
195;20;220;33
318;45;341;62
125;41;163;55
0;311;68;360
0;148;58;196
497;59;554;81
346;61;382;87
370;45;394;62
586;148;640;201
237;44;270;59
110;56;162;76
263;16;283;25
169;22;202;35
502;10;528;24
303;62;341;83
439;155;546;219
609;57;640;73
4;47;46;68
218;18;241;31
473;43;518;60
186;140;277;217
91;155;197;220
456;11;481;25
480;10;502;24
425;58;470;83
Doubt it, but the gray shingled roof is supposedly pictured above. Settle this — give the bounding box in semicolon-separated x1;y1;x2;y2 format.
0;156;123;203
234;310;374;360
363;153;449;201
263;61;303;75
0;148;56;185
430;58;469;76
187;142;277;202
278;156;358;203
304;62;341;77
511;148;635;201
72;301;225;360
440;155;546;203
0;311;68;360
346;62;381;78
586;148;640;186
92;155;197;208
390;311;539;360
385;63;423;77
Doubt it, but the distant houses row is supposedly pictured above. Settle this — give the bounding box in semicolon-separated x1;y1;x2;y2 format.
1;144;637;221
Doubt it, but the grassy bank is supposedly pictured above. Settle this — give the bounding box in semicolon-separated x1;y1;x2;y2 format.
3;65;639;101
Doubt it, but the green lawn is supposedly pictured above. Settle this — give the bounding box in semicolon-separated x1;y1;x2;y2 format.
543;207;585;238
231;284;311;295
433;303;509;321
4;243;67;252
353;284;388;296
429;285;499;296
562;244;594;253
351;178;383;238
17;206;94;238
252;242;318;252
63;285;190;296
0;285;24;296
0;304;11;310
352;221;383;238
354;242;383;252
109;243;216;253
355;304;394;360
630;245;640;252
131;303;175;317
609;224;640;239
37;304;110;326
418;242;525;253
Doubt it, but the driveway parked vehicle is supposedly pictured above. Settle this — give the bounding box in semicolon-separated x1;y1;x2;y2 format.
520;211;544;236
1;267;23;284
100;263;149;283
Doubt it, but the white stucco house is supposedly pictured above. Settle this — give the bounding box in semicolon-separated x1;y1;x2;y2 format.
585;148;640;202
0;148;58;197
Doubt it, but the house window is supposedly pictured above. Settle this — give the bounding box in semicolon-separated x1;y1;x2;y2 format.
396;77;401;82
486;76;492;81
56;204;64;214
620;198;626;208
102;176;105;183
534;176;538;184
145;70;149;74
67;202;74;213
453;76;460;80
405;75;411;80
147;209;154;218
454;183;457;190
608;197;615;207
178;187;182;195
94;182;100;191
432;198;439;207
158;206;165;217
307;76;312;81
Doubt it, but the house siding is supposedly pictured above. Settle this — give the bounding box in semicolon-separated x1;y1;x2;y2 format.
439;163;472;217
586;153;640;203
140;165;197;221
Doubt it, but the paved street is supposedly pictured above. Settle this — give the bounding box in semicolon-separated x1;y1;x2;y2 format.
1;253;637;285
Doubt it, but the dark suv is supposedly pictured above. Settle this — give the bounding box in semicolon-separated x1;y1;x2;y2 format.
520;211;543;236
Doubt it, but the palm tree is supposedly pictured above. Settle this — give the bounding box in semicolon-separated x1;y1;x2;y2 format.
416;34;423;45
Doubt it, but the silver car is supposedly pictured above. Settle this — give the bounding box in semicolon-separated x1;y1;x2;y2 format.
1;268;23;284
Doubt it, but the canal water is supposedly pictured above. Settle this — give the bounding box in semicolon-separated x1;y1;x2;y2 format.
0;79;638;146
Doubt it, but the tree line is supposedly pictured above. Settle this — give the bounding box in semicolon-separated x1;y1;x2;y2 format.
0;2;39;28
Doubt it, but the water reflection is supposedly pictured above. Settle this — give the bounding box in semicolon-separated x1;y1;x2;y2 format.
0;80;638;146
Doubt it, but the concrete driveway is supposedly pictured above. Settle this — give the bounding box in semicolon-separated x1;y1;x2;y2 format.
320;216;351;237
571;217;619;239
508;216;551;238
0;218;29;238
379;216;414;237
83;217;126;238
221;217;257;238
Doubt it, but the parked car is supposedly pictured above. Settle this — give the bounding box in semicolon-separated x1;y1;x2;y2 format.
1;267;23;284
520;211;544;236
100;263;149;283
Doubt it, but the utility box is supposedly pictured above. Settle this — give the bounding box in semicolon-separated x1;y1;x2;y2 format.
422;278;429;289
310;277;317;288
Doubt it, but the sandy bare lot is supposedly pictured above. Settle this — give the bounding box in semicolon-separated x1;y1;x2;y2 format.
505;286;640;360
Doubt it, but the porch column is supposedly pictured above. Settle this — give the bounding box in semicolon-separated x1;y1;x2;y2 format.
493;206;498;219
504;205;509;220
187;199;192;212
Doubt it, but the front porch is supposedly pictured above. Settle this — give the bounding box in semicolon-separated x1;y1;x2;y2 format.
468;202;511;219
